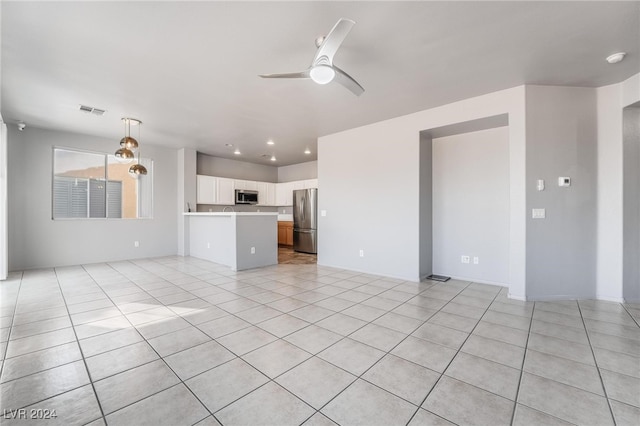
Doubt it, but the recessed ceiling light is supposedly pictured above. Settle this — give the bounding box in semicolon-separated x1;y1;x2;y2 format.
225;143;234;147
304;148;311;155
267;140;275;145
606;52;626;64
234;149;241;155
270;155;276;162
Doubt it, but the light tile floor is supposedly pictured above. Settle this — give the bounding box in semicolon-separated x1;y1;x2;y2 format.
0;256;639;426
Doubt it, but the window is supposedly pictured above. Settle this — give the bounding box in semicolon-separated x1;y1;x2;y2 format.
52;147;153;219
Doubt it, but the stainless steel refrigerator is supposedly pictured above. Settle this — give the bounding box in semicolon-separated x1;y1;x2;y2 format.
293;188;317;254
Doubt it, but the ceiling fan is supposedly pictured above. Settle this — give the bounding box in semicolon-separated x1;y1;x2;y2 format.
259;18;364;96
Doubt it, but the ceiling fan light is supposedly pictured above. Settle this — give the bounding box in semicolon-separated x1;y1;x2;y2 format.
310;65;335;84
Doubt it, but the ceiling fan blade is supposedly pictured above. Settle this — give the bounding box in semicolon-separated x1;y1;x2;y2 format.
313;18;355;65
333;66;364;96
259;70;310;79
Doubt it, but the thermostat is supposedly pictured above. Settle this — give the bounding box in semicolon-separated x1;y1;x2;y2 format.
558;177;571;187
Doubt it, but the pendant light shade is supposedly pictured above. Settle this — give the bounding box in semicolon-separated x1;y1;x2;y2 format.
116;117;143;169
128;162;147;178
115;147;134;162
120;136;139;151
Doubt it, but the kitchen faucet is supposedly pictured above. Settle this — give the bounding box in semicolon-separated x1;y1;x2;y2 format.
222;206;235;212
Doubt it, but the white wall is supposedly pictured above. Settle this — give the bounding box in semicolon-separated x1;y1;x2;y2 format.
596;83;624;301
318;86;527;293
432;127;510;285
7;126;178;270
525;86;598;300
0;120;7;280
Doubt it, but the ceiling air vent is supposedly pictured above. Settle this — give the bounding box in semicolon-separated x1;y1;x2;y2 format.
79;105;106;116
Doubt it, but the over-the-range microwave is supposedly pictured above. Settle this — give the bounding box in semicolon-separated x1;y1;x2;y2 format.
235;189;259;205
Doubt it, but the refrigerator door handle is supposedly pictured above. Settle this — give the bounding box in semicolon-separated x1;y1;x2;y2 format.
296;229;314;233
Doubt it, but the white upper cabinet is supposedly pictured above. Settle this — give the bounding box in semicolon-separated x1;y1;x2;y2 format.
217;178;235;205
196;175;235;205
196;175;217;204
198;175;313;207
303;179;318;189
235;179;257;191
276;181;305;206
256;182;276;206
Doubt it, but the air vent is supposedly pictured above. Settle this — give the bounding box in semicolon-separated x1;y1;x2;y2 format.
79;105;106;116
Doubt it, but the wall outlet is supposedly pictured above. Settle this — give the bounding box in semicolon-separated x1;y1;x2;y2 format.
321;210;327;217
207;242;210;249
282;209;286;214
256;209;260;212
473;257;479;265
461;255;470;264
532;208;546;219
359;249;364;257
134;241;139;248
251;247;256;254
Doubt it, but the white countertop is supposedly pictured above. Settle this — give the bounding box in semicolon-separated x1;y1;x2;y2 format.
183;212;278;217
278;214;293;221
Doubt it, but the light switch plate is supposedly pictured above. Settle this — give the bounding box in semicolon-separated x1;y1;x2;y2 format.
532;208;546;219
321;210;327;217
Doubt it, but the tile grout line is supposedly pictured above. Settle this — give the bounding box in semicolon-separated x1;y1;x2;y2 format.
52;267;107;425
200;280;445;425
405;282;503;426
619;303;640;329
508;299;536;425
576;301;618;425
0;271;23;382
94;260;221;425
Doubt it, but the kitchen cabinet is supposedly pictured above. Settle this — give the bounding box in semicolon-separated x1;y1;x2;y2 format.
235;179;257;191
257;182;276;206
217;178;235;205
196;175;235;205
198;175;314;207
276;181;305;206
278;221;293;246
196;175;217;204
303;179;318;189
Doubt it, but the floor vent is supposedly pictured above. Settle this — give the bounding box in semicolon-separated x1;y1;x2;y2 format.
426;274;450;282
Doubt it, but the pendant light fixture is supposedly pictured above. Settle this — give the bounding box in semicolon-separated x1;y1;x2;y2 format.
127;118;147;178
115;118;140;163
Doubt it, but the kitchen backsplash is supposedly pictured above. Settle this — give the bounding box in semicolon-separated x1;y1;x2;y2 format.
196;204;279;213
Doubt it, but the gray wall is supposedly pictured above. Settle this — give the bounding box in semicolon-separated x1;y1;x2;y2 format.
525;86;598;299
623;107;640;301
235;215;278;270
419;132;432;278
432;127;510;285
278;161;317;182
7;126;178;270
197;153;278;182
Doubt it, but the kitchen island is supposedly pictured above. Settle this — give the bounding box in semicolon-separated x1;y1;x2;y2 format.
183;212;278;271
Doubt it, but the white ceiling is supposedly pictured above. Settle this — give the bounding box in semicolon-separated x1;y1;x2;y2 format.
2;1;638;166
